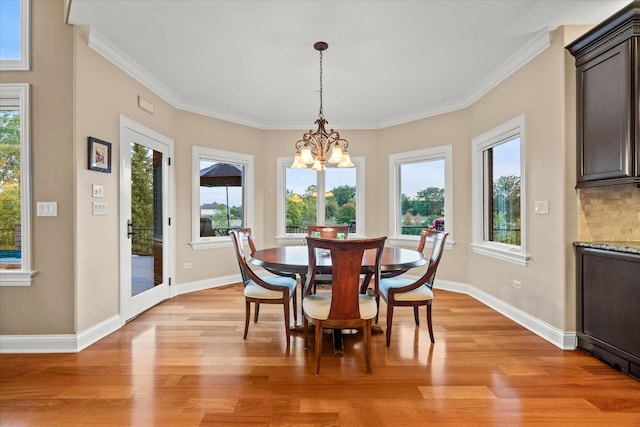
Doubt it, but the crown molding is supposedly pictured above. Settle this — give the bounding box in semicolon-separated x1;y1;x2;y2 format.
377;28;551;129
87;29;179;106
462;28;552;108
85;27;551;131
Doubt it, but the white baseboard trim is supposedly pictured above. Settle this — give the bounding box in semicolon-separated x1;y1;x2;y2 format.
0;333;78;353
174;273;242;295
0;274;577;353
434;278;577;350
0;314;122;353
0;276;243;354
77;314;123;352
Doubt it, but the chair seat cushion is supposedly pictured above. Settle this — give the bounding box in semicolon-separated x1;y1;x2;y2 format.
244;276;296;299
303;294;377;320
379;277;433;302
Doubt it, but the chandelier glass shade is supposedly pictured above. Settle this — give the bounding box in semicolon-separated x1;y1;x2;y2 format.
291;42;353;171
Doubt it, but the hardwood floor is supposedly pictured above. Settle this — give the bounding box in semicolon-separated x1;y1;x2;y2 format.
1;284;639;426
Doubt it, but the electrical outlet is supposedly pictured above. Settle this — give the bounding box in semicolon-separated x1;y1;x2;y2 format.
183;263;192;269
513;280;522;290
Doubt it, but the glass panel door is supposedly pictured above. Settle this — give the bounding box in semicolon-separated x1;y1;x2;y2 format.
130;143;163;296
119;116;173;321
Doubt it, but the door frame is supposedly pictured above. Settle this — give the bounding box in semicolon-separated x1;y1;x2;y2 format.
118;115;175;321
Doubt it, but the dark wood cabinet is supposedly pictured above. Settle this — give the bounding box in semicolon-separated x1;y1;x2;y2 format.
575;246;640;379
567;2;640;188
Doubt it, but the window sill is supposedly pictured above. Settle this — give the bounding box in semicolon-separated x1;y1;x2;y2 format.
388;236;455;251
470;243;530;266
275;234;365;246
0;270;36;286
191;239;231;250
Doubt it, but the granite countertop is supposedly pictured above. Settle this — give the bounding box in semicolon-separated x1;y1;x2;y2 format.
574;241;640;255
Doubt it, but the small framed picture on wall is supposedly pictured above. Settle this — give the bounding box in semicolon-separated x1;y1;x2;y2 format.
88;136;111;173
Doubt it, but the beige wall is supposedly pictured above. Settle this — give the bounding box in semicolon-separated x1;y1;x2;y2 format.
1;1;595;339
562;27;586;331
0;0;75;334
173;110;264;283
75;27;280;325
379;110;470;285
466;28;579;330
260;129;305;247
73;24;179;331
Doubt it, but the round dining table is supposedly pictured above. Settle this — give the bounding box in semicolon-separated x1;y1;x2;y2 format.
250;245;427;277
250;245;427;353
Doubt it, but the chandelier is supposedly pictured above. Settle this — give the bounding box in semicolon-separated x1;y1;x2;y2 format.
291;41;353;171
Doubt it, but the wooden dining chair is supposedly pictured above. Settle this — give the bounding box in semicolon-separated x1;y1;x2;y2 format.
307;225;350;239
376;230;447;347
307;225;350;291
239;230;300;313
229;228;297;347
248;236;298;282
383;228;429;279
359;228;433;294
302;236;386;375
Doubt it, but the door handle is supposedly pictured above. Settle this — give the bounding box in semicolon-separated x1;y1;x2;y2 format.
127;220;135;239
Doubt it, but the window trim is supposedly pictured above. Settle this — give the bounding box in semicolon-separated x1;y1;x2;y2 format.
0;83;34;286
276;157;365;244
191;147;253;249
388;145;454;249
0;0;30;71
471;114;529;266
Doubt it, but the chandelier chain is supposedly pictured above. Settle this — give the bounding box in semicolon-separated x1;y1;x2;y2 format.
319;49;324;119
290;41;353;170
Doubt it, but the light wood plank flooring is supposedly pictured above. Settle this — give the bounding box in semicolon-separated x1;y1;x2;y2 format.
1;284;639;426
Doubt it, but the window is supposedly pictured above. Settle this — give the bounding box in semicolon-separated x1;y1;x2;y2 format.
276;157;365;242
192;147;253;249
471;114;529;265
0;0;30;70
388;145;453;248
0;83;33;285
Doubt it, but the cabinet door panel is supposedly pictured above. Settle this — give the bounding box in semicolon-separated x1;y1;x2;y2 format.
581;251;640;357
576;41;633;183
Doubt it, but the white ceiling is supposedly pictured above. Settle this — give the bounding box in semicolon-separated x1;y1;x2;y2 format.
67;0;630;129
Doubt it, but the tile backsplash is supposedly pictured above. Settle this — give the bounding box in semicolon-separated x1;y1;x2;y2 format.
578;184;640;241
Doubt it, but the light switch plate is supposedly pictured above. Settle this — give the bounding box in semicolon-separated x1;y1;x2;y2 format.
37;202;58;216
92;184;104;198
534;201;549;214
92;201;108;215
